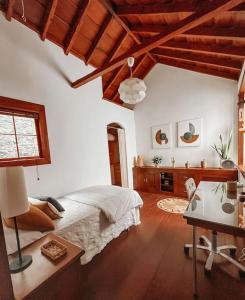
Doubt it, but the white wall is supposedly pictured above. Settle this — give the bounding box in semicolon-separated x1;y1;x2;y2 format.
135;64;237;168
0;16;137;197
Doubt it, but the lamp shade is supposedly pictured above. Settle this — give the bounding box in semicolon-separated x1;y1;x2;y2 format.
118;77;146;104
0;167;29;218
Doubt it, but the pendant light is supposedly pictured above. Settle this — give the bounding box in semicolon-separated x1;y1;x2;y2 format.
118;57;146;105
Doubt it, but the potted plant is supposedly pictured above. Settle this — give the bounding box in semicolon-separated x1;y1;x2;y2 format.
211;132;232;167
152;155;163;167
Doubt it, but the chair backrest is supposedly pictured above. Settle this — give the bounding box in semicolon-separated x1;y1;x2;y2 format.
185;178;196;200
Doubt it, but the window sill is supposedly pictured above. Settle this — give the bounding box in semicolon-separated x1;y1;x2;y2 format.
0;157;51;167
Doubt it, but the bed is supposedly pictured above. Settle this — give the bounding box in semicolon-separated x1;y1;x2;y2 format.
4;185;143;264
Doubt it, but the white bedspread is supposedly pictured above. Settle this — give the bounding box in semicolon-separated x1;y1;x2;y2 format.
63;185;143;223
5;186;143;264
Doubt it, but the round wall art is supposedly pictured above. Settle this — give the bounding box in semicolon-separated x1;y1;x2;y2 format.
152;123;172;149
178;118;202;147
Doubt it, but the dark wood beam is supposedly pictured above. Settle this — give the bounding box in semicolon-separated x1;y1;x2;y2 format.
41;0;58;41
85;14;112;65
71;0;244;88
103;31;128;65
132;24;245;41
116;0;245;15
5;0;15;21
156;56;239;80
99;0;156;63
103;64;126;95
159;40;245;59
64;0;90;55
152;48;242;71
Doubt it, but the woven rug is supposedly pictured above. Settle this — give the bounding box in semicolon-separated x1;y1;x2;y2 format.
157;198;189;214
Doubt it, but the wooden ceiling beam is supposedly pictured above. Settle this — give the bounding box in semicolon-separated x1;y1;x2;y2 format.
156;56;239;80
152;48;242;71
99;0;156;64
116;0;245;15
132;24;245;41
71;0;245;88
41;0;58;41
159;40;245;59
103;65;126;94
85;14;113;65
103;31;128;65
64;0;90;55
5;0;15;21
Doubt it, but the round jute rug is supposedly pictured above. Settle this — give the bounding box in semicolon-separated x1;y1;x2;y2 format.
157;198;189;214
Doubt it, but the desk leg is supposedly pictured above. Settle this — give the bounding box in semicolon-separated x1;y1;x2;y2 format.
193;225;198;297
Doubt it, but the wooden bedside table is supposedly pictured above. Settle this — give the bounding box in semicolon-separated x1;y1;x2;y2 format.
10;233;84;300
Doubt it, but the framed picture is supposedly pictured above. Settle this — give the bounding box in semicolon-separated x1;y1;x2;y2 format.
178;118;202;147
152;123;172;149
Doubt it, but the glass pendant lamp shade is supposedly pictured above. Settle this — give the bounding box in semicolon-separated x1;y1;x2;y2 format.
118;57;147;104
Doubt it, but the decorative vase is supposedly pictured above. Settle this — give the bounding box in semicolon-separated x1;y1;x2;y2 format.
137;155;144;167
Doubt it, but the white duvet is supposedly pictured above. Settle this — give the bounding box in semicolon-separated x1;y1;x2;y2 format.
63;185;143;223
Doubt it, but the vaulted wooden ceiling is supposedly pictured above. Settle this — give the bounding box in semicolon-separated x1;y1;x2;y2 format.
1;0;245;108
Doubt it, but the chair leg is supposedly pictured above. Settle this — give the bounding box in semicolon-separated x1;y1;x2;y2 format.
205;252;215;272
219;252;245;272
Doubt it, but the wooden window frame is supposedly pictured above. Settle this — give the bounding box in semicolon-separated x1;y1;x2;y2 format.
0;96;51;167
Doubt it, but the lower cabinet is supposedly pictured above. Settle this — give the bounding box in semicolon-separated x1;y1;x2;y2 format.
133;167;238;198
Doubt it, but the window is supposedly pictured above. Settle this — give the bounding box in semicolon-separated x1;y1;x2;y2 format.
0;96;51;167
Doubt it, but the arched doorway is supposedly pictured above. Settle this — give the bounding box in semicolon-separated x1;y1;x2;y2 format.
107;123;128;187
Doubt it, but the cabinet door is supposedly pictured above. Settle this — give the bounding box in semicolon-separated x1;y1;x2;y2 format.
143;171;160;193
174;173;196;197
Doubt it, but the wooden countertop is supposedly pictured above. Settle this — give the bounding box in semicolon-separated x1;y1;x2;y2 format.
133;166;237;172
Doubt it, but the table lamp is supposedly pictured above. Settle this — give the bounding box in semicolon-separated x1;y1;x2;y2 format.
0;166;32;273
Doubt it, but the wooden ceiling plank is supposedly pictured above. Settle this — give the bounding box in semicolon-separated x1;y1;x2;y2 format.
41;0;58;41
154;53;240;73
132;24;245;41
99;0;156;65
103;31;128;65
152;48;242;71
156;56;239;80
116;0;245;15
103;64;125;94
85;14;113;65
159;41;245;59
71;0;245;88
6;0;15;21
64;0;90;55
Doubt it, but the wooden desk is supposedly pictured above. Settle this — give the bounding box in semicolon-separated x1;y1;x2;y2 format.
183;181;245;297
10;234;84;300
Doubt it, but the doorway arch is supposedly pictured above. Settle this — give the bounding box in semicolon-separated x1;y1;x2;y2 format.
107;123;128;187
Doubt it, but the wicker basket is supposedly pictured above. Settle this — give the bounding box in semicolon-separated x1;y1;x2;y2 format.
41;239;67;261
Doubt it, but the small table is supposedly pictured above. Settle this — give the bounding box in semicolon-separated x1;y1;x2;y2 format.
10;233;84;300
183;181;245;297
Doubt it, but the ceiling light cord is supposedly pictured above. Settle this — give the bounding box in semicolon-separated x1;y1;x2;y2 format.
21;0;26;22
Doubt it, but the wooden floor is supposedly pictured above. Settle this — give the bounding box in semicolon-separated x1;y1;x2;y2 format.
80;192;245;300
